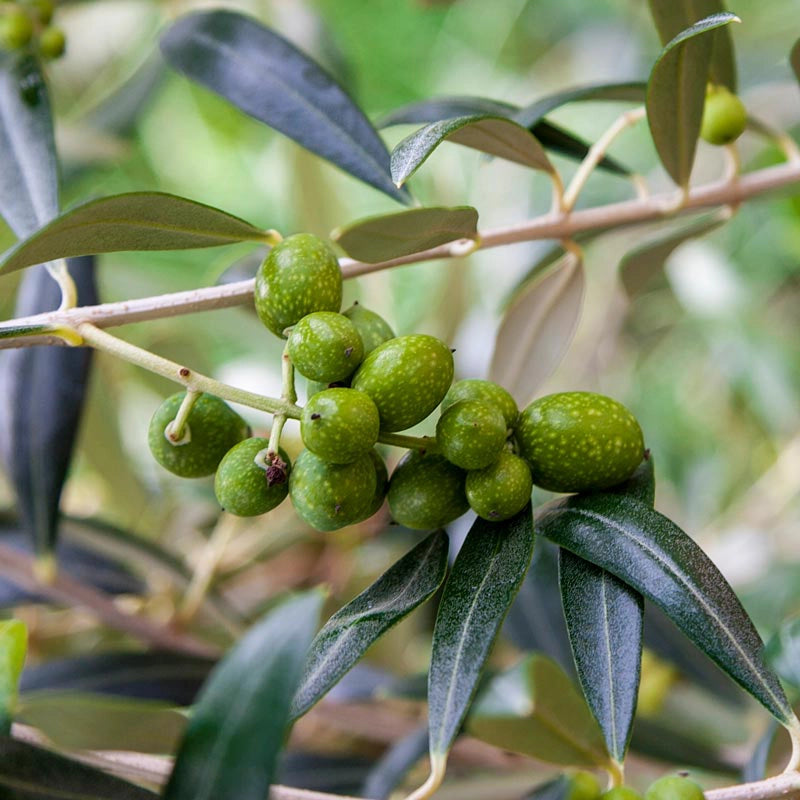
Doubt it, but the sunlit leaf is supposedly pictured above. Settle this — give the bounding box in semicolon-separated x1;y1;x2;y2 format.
0;619;26;733
160;11;407;203
332;206;478;263
490;251;584;407
646;13;739;187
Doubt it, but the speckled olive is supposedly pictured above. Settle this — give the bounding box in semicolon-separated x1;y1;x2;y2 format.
301;388;380;464
215;438;290;516
148;392;249;478
516;392;644;493
644;777;704;800
289;449;376;532
466;451;532;521
442;379;519;428
387;450;468;530
565;772;602;800
351;334;454;432
343;303;395;355
358;448;389;521
436;400;507;470
288;312;364;383
700;85;747;146
254;233;342;338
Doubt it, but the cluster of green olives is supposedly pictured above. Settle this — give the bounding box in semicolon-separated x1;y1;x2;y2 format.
565;771;706;800
147;233;646;533
0;1;65;58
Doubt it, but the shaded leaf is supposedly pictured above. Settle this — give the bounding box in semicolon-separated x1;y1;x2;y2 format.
646;13;739;187
490;252;584;407
160;10;407;203
559;550;643;762
280;751;375;797
765;616;800;690
522;775;572;800
0;258;96;554
792;40;800;85
391;115;553;187
536;493;794;723
291;531;448;719
0;194;267;276
361;725;429;800
0;736;158;799
0;619;26;733
648;0;737;91
333;206;478;263
742;720;779;782
427;507;534;758
467;653;610;766
0;323;50;340
532;120;629;175
164;591;323;800
0;54;58;238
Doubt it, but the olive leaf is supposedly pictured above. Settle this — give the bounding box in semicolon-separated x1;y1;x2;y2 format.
791;39;800;85
360;725;429;800
0;619;26;734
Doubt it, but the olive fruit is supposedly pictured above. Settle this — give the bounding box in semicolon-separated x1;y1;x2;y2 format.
289;449;376;532
359;448;389;521
387;450;468;530
148;392;249;478
31;1;55;25
287;312;364;383
254;233;342;338
600;789;642;800
516;391;644;493
442;379;518;428
352;334;454;432
215;438;290;516
644;777;704;800
301;388;380;464
466;451;532;521
436;400;507;470
700;85;747;146
343;303;395;355
39;26;66;59
0;10;34;49
565;772;602;800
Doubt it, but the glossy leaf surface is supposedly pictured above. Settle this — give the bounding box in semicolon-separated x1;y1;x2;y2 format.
0;619;26;733
291;532;448;719
161;11;406;203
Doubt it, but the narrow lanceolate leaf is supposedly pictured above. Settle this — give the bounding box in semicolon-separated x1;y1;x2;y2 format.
0;736;158;799
0;323;49;340
646;13;739;187
160;11;407;204
290;532;448;719
0;193;267;275
164;591;323;800
0;619;26;733
791;39;800;84
391;115;553;187
0;258;97;554
360;724;430;800
648;0;738;91
537;493;794;724
559;550;643;762
0;54;58;237
428;507;534;759
490;251;584;407
467;653;610;767
333;207;478;263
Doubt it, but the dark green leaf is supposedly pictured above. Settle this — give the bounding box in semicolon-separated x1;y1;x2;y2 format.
391;115;553;187
164;591;323;800
537;493;794;723
0;619;26;734
522;775;572;800
291;531;448;719
0;259;96;554
646;13;739;187
333;207;478;263
742;720;779;782
559;550;643;762
160;11;407;204
531;120;629;176
0;323;50;340
0;736;158;799
765;616;800;689
467;653;610;766
601;456;656;506
648;0;738;90
361;725;429;800
427;507;534;759
0;54;58;238
791;40;800;85
0;193;267;276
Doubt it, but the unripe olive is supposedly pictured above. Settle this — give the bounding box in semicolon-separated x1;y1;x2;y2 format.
39;26;66;59
516;391;644;493
352;334;454;432
442;379;518;428
700;85;747;146
0;10;34;49
387;450;468;530
436;400;507;470
148;392;249;478
289;449;376;532
343;303;395;355
465;451;532;521
600;788;642;800
565;771;602;800
30;0;55;25
214;438;290;516
644;776;705;800
287;311;364;383
301;388;380;464
358;448;389;521
254;233;342;338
